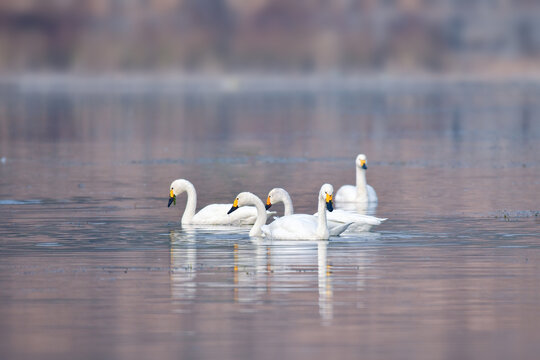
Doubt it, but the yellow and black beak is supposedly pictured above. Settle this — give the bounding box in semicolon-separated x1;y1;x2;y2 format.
168;189;176;207
265;196;272;210
325;194;333;212
227;198;239;214
360;159;367;170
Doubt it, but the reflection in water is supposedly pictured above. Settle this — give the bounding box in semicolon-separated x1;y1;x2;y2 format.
232;239;334;324
335;199;373;214
317;241;333;324
169;229;197;302
234;241;266;303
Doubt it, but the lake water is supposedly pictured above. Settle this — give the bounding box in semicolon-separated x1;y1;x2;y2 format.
0;76;539;360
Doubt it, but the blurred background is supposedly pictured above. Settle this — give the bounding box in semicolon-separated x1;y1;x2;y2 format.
0;0;539;75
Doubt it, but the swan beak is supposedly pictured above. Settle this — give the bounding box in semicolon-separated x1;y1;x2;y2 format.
228;198;239;214
360;159;367;170
326;194;333;212
265;196;272;210
168;189;176;207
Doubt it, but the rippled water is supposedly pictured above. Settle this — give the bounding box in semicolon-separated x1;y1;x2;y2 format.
1;78;539;360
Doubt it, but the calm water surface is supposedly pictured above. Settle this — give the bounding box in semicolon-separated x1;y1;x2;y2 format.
1;78;539;360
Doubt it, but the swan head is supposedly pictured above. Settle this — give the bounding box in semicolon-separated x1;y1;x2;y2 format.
168;179;189;207
227;192;252;214
265;187;287;210
320;183;334;212
356;154;368;170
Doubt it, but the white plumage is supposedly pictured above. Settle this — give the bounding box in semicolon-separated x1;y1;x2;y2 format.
168;179;266;226
335;153;378;204
266;187;386;234
230;184;350;240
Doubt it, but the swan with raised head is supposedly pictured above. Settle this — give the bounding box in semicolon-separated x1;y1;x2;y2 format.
265;187;386;233
228;184;351;240
168;179;262;225
335;154;378;204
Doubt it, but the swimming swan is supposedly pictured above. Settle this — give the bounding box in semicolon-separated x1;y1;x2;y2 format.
335;154;378;204
168;179;262;226
265;187;386;234
228;184;351;240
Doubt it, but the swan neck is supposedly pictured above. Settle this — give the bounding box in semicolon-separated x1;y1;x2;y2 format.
356;166;367;200
248;193;267;237
281;191;294;216
316;193;329;238
181;182;197;224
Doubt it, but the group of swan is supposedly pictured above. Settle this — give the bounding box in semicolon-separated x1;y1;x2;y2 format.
265;187;385;234
168;154;384;240
167;179;262;226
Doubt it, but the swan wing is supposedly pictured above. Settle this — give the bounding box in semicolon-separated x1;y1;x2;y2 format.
192;204;259;225
367;184;378;203
328;222;353;236
264;214;319;240
324;209;386;225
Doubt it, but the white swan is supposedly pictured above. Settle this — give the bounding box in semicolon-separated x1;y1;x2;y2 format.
168;179;262;226
335;154;378;204
265;187;386;233
228;184;351;240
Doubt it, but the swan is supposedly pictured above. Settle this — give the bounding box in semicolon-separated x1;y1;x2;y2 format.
265;187;386;233
335;154;378;204
228;184;351;240
167;179;263;226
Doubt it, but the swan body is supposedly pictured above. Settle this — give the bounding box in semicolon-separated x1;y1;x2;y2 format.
335;154;378;204
266;187;386;234
229;184;349;240
168;179;262;226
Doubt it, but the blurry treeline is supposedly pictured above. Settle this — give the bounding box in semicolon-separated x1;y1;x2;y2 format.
0;0;539;74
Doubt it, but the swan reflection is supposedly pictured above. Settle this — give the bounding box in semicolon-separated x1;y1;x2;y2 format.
232;240;271;303
169;229;197;302
168;230;379;324
335;199;378;216
317;241;333;323
234;239;334;323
